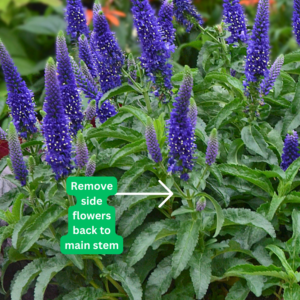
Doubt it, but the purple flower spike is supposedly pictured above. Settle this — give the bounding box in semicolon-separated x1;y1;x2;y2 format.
43;58;73;180
95;93;117;123
76;132;89;169
85;154;96;176
145;117;162;163
0;127;7;140
131;0;173;101
167;66;196;179
173;0;204;32
56;31;84;136
196;197;206;212
91;9;123;93
0;40;37;139
158;0;176;51
8;123;28;186
281;130;300;171
206;128;218;166
293;0;300;45
261;54;284;95
65;0;89;39
244;0;270;86
85;99;96;121
188;98;197;129
223;0;248;44
78;34;98;79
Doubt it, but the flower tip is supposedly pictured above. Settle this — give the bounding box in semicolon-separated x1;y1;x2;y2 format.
90;99;96;106
146;116;153;127
57;30;65;38
80;34;86;41
47;57;55;66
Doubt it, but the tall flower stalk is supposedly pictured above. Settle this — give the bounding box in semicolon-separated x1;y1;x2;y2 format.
167;66;196;181
0;40;37;139
43;58;73;180
7;123;28;186
145;117;162;163
293;0;300;45
56;31;84;135
205;128;218;166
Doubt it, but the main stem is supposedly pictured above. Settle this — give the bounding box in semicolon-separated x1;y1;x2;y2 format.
143;90;152;114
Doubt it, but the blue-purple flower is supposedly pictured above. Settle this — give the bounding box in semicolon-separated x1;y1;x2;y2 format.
86;154;96;176
158;0;176;51
0;127;7;140
188;98;197;129
0;40;37;139
261;54;284;95
196;197;206;212
293;0;300;45
173;0;204;32
131;0;173;101
65;0;89;39
223;0;248;44
281;130;300;171
206;128;218;166
91;9;123;93
145;117;162;163
244;0;270;87
167;66;196;180
96;93;117;123
78;34;98;79
43;57;73;180
56;31;84;135
76;132;89;169
7;123;28;186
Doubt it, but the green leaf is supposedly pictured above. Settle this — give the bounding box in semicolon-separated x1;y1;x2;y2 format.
225;264;288;280
241;125;277;164
223;208;276;238
17;15;65;36
265;245;293;274
99;83;138;104
189;250;212;299
34;254;71;300
171;206;194;217
209;98;241;129
218;164;274;195
0;188;19;210
145;256;173;300
119;105;148;126
62;287;105;300
172;219;201;278
283;283;300;300
19;205;66;253
11;258;47;300
267;193;286;221
118;200;156;238
267;129;284;156
87;125;143;142
107;262;142;300
225;280;250;300
109;139;147;166
227;139;245;164
0;224;14;249
11;215;32;249
287;210;300;256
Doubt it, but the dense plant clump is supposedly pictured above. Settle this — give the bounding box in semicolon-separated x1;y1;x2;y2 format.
2;0;300;299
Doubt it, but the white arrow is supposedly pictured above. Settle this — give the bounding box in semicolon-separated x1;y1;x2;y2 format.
116;180;173;208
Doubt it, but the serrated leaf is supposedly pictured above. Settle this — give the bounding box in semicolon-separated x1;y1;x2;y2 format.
0;224;14;249
34;254;71;300
218;164;274;195
145;256;172;300
267;193;286;221
11;215;32;249
118;200;156;238
189;250;212;299
11;258;47;300
266;245;293;275
119;105;148;125
223;208;276;238
225;280;250;300
287;210;300;256
227;139;245;164
283;283;300;300
172;219;201;278
19;205;66;253
107;262;142;300
0;188;19;210
62;287;105;300
109;139;147;166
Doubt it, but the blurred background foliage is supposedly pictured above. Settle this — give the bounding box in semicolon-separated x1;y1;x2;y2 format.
0;0;296;130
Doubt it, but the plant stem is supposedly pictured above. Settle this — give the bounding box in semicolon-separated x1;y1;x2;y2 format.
192;165;209;197
143;90;152;114
93;257;126;295
122;68;142;92
98;294;127;300
197;24;221;44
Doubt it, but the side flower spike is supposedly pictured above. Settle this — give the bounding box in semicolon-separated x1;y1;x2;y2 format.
76;132;89;169
85;154;96;176
205;128;218;166
281;130;300;171
173;0;204;32
223;0;248;44
7;123;28;186
65;0;89;39
261;54;284;96
78;34;98;78
145;117;162;163
127;53;137;85
95;93;117;124
56;31;84;136
0;127;7;140
168;66;196;180
293;0;300;45
0;40;37;139
188;98;197;129
43;57;73;180
85;99;96;121
196;197;206;212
